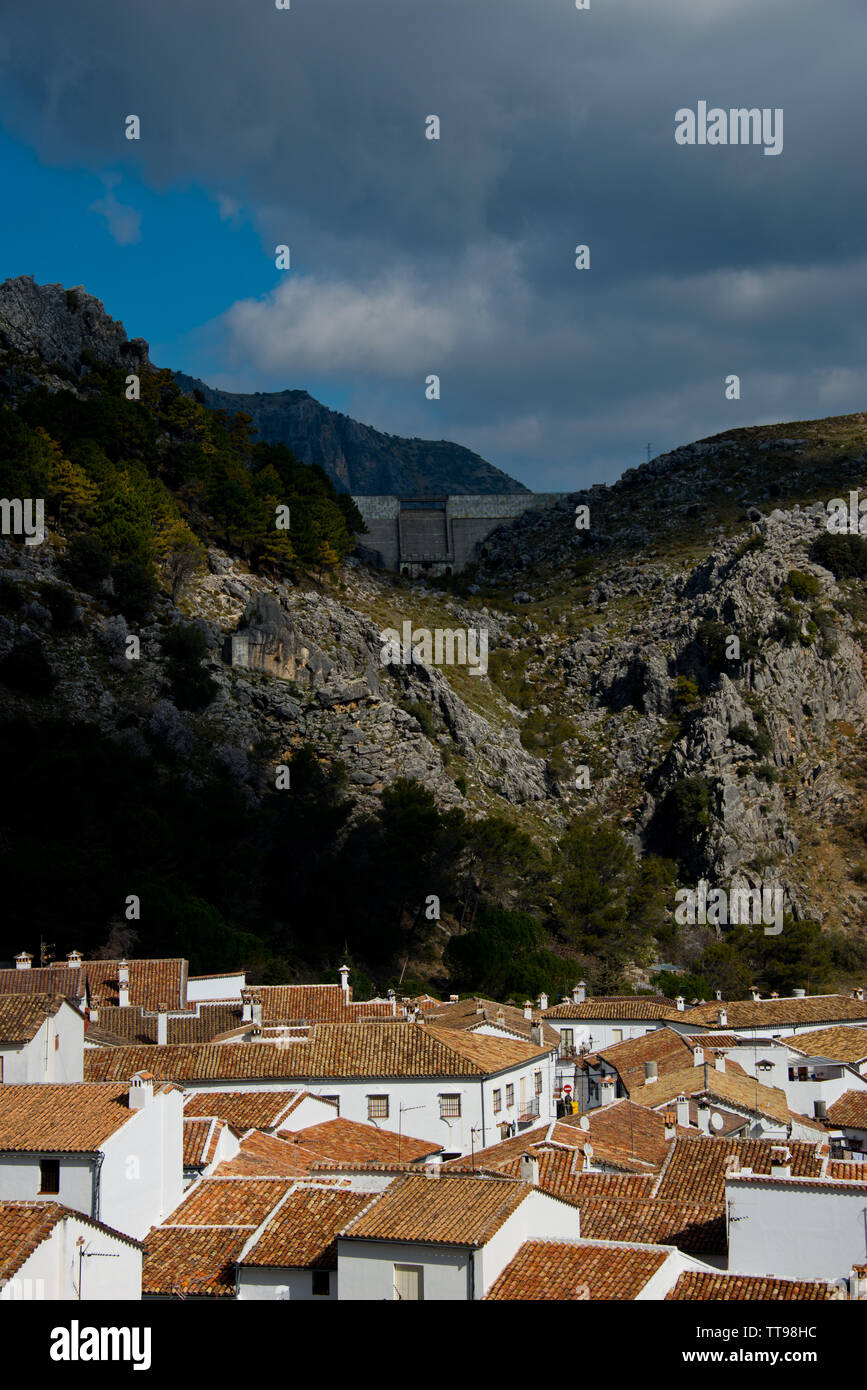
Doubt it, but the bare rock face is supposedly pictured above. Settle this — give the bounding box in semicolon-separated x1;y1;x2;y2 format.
0;275;151;383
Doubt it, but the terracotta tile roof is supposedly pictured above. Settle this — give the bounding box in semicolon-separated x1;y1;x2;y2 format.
340;1174;532;1246
165;1176;294;1227
577;1197;726;1255
242;1187;369;1269
828;1160;867;1181
90;1003;244;1045
0;993;70;1044
214;1131;313;1178
496;1151;657;1199
786;1027;867;1065
183;1090;316;1131
666;1270;837;1301
256;985;350;1023
680;1033;742;1049
421;997;560;1047
183;1117;226;1170
0;1082;149;1152
275;1117;441;1167
442;1127;579;1174
485;1239;670;1300
827;1092;867;1128
84;1023;550;1082
593;1031;695;1093
685;995;867;1030
142;1226;248;1298
0;966;86;1000
630;1063;791;1124
570;1100;678;1169
653;1137;824;1204
85;959;188;1011
543;999;682;1022
0;1200;141;1282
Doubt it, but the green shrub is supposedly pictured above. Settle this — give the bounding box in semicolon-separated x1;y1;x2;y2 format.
400;700;437;739
730;721;773;758
112;561;158;623
0;639;56;696
672;675;700;710
734;533;765;559
812;532;867;580
39;584;77;629
161;622;217;711
783;569;821;601
63;534;112;593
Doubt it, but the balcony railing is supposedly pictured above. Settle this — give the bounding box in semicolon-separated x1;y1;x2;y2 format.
517;1097;541;1123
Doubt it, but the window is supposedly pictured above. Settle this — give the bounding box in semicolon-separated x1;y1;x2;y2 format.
439;1094;461;1119
311;1270;330;1297
534;1070;543;1096
39;1159;60;1194
367;1095;389;1120
493;1089;502;1114
560;1028;574;1052
394;1264;424;1301
506;1084;515;1108
611;1029;623;1043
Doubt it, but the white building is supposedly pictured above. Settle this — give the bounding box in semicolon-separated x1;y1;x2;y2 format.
0;1200;142;1301
0;1075;183;1240
0;994;83;1084
727;1151;867;1282
337;1172;583;1300
84;1024;558;1157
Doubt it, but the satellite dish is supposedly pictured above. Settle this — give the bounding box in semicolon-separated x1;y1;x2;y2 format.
579;1115;591;1131
584;1143;594;1158
711;1112;725;1132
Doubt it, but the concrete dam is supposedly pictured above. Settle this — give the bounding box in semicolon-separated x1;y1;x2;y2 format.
352;494;564;577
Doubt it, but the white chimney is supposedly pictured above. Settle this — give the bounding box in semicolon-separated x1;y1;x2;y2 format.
251;994;263;1027
598;1076;617;1108
792;988;806;999
66;950;82;970
714;1052;726;1072
88;1000;100;1024
519;1152;540;1186
129;1072;154;1110
389;990;397;1017
241;989;253;1023
697;1103;711;1136
14;952;32;971
664;1112;677;1140
675;995;685;1012
853;987;865;1002
644;1060;658;1084
537;992;549;1012
449;994;459;1004
573;982;586;1004
770;1145;792;1178
849;1266;867;1300
156;1004;168;1047
523;1000;533;1021
714;989;723;1001
749;985;761;1001
338;964;350;1002
676;1093;690;1128
692;1046;704;1066
717;1008;728;1028
117;961;130;1009
530;1021;543;1045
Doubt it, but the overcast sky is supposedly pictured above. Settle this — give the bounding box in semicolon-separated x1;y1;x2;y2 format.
1;0;866;490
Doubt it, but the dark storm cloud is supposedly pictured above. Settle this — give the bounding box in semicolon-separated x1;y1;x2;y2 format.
2;0;866;486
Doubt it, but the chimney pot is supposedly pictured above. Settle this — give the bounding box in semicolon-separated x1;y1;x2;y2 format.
538;992;549;1012
853;988;864;1002
572;982;586;1005
14;952;32;971
697;1102;711;1135
66;950;82;969
117;961;130;1009
598;1076;617;1108
676;1093;690;1128
530;1021;543;1045
675;995;685;1012
523;1000;533;1020
129;1071;154;1110
717;1008;728;1028
156;1003;168;1047
692;1046;704;1066
519;1152;540;1186
792;988;806;998
338;964;351;1002
449;994;459;1003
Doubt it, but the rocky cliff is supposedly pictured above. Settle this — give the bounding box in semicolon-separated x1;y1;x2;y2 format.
173;372;528;497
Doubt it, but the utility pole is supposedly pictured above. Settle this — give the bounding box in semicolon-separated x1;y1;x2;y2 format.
646;442;652;464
